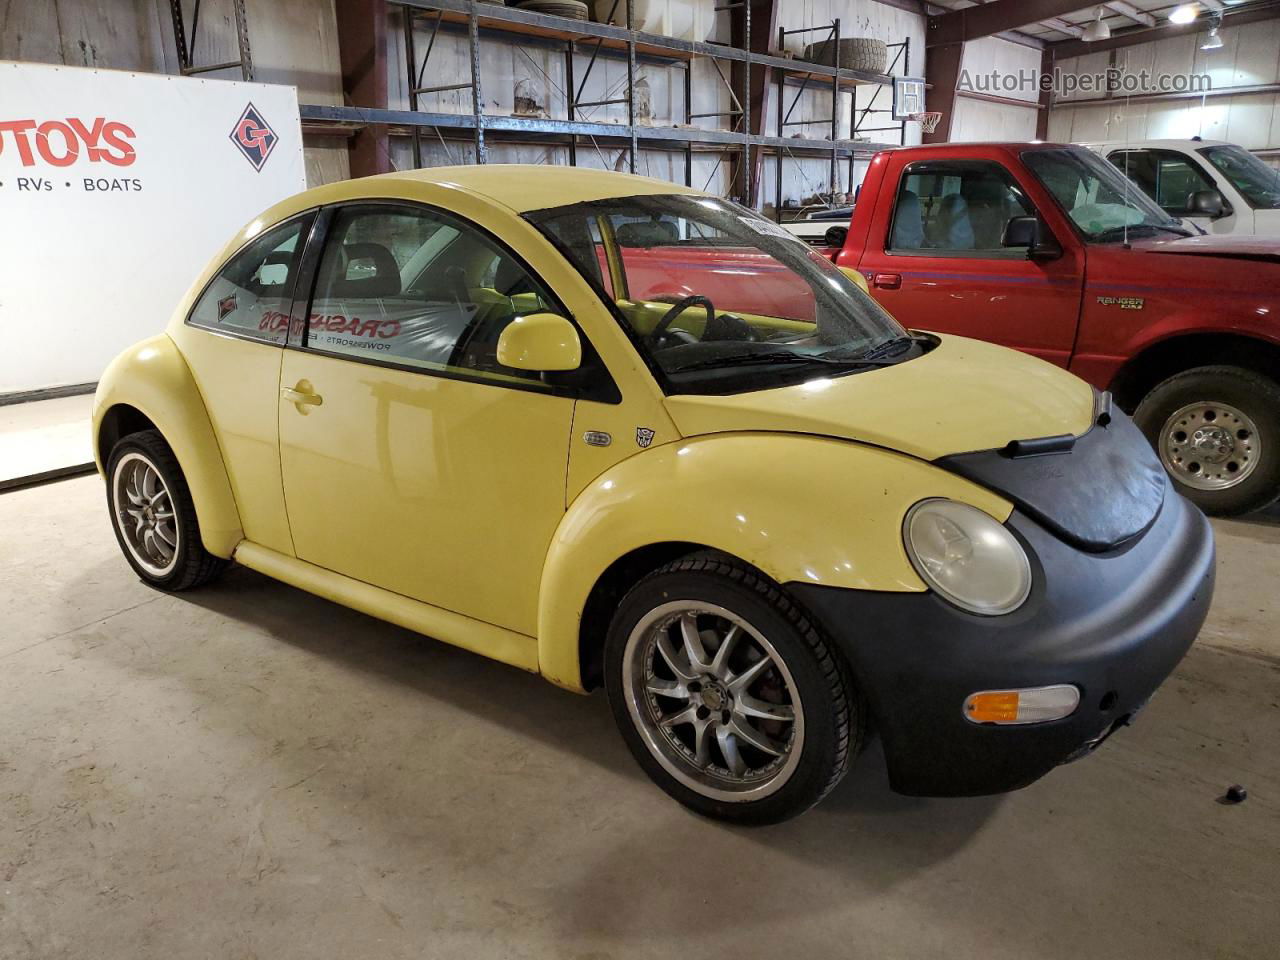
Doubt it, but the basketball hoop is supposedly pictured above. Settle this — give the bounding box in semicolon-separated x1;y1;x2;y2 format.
909;112;943;134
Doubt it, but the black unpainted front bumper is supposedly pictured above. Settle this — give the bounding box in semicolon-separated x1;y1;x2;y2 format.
789;479;1215;797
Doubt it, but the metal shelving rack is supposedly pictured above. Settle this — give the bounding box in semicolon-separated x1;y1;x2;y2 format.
297;0;919;215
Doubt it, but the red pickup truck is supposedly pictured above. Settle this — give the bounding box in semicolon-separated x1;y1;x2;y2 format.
813;141;1280;517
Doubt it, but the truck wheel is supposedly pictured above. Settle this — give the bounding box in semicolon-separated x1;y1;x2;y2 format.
1134;365;1280;517
604;554;863;825
105;429;227;591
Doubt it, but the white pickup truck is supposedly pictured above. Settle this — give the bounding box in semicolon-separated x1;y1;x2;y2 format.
1081;138;1280;237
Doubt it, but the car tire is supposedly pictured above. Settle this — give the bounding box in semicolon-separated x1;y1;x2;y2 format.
1134;365;1280;517
105;429;227;591
604;553;863;825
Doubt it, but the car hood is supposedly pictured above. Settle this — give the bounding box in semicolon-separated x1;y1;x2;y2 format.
662;333;1095;462
1133;233;1280;262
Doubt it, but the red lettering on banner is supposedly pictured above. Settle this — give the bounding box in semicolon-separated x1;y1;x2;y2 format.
379;320;400;338
0;117;136;167
36;120;79;166
101;122;136;166
0;120;38;165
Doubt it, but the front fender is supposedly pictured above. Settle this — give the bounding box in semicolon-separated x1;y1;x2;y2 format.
92;334;242;557
536;433;1012;690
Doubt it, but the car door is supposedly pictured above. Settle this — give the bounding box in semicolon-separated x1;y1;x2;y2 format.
855;157;1083;367
1107;148;1244;235
276;202;578;637
169;212;314;555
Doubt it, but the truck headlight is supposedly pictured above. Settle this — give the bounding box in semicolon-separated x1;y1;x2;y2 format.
903;500;1032;616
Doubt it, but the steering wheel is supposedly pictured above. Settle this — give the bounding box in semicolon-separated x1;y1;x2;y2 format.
646;295;715;348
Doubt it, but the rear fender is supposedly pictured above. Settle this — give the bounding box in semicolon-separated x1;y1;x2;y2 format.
92;335;242;557
536;432;1012;691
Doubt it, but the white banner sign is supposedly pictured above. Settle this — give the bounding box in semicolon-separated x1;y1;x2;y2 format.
0;61;307;395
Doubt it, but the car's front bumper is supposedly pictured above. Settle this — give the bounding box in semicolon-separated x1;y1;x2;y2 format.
789;480;1215;797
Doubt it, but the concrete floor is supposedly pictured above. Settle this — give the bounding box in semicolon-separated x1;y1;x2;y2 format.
1;476;1278;960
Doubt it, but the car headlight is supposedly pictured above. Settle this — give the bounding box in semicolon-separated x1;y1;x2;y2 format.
903;499;1032;616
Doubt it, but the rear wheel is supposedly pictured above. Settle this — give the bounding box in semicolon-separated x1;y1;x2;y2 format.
106;430;227;591
1134;365;1280;517
604;554;862;825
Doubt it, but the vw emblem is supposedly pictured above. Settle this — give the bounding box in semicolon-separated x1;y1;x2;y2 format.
635;426;656;448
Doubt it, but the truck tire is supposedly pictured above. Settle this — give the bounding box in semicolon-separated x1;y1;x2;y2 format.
802;38;888;75
604;553;864;825
105;429;228;590
1133;365;1280;517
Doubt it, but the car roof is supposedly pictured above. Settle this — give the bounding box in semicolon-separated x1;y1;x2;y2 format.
273;164;705;220
1078;138;1231;150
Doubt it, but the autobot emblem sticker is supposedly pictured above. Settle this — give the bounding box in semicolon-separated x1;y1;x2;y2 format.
230;103;278;171
636;427;656;448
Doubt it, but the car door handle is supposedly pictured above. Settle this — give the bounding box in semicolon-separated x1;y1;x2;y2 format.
282;382;323;408
872;273;902;290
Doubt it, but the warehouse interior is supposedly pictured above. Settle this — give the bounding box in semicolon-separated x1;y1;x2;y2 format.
2;1;1279;957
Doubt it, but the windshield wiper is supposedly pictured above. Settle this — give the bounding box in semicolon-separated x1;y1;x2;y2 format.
669;350;901;374
846;333;926;361
1092;223;1193;241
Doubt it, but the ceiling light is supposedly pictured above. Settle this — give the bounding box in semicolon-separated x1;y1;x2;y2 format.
1201;26;1224;49
1169;4;1199;25
1083;7;1112;42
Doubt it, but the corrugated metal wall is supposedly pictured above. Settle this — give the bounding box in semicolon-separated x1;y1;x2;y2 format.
1047;18;1280;161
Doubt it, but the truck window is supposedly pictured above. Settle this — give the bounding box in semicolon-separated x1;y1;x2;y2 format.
889;161;1034;254
1108;149;1215;216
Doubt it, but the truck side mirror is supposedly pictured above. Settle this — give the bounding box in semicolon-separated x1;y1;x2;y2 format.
1003;216;1062;261
824;225;848;248
1187;189;1227;220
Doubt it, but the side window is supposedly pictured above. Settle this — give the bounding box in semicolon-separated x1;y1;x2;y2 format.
1110;150;1214;215
305;205;561;385
889;162;1034;254
188;216;311;343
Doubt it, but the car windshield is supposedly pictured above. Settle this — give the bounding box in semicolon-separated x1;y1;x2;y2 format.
523;194;911;395
1199;144;1280;210
1023;147;1182;241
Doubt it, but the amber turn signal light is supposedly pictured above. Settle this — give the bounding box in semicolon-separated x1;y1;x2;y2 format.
964;685;1081;725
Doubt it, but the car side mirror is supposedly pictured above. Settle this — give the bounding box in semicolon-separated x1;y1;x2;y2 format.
837;265;870;293
1003;216;1062;261
496;313;582;372
1188;189;1227;220
824;225;848;248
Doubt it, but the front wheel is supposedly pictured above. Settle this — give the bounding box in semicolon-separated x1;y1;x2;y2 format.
604;554;863;825
1134;365;1280;517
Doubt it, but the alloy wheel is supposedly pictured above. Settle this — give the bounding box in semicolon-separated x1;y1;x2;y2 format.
112;452;181;577
623;601;804;802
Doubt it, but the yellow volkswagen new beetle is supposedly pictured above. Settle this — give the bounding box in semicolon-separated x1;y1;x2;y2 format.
94;166;1215;823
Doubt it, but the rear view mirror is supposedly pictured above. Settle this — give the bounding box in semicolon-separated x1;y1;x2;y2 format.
496;313;582;372
1188;189;1227;220
1003;216;1062;261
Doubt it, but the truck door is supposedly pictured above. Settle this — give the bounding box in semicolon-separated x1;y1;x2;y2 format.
854;157;1084;367
1106;147;1245;235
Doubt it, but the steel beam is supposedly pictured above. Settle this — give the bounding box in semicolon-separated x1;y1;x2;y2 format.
336;0;391;177
924;40;963;143
1104;2;1156;28
927;0;1101;46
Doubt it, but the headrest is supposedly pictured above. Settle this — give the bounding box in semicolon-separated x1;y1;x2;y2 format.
326;241;401;298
